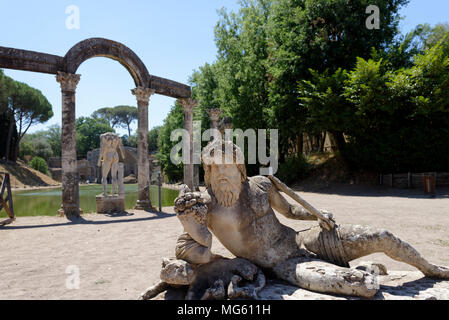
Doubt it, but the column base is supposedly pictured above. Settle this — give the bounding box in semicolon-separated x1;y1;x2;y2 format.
134;200;152;210
58;205;83;218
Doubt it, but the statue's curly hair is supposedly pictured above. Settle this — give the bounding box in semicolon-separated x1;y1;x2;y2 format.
201;140;247;187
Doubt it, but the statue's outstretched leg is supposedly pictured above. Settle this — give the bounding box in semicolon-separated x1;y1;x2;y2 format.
272;256;379;298
304;224;449;279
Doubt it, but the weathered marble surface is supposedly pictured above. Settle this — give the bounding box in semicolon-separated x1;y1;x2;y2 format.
0;38;191;98
149;269;449;300
258;271;449;300
96;195;125;214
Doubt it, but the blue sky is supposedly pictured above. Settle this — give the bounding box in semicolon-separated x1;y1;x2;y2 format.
1;0;448;135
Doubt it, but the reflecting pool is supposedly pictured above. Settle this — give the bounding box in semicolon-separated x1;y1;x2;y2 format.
10;184;179;217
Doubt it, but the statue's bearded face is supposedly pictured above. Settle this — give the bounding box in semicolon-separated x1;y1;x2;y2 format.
209;163;242;208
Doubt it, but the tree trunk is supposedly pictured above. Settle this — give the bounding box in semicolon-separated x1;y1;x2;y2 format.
330;131;346;153
306;133;313;154
319;131;327;153
12;136;20;162
297;134;303;155
5;110;14;162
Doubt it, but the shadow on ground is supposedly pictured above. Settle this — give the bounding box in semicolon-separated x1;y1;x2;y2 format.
0;209;175;230
292;182;449;199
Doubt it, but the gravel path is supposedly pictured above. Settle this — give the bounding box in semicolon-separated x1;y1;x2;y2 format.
1;184;448;300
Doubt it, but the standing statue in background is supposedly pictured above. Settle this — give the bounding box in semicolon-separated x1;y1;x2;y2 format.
96;132;126;214
97;132;125;196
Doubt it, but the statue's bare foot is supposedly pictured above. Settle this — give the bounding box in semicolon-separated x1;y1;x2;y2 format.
139;281;170;300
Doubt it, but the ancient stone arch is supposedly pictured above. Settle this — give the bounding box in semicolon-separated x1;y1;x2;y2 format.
62;38;150;88
0;38;197;217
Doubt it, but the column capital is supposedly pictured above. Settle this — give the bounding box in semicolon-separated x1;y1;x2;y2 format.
206;108;222;122
178;98;198;113
56;72;80;92
132;86;155;104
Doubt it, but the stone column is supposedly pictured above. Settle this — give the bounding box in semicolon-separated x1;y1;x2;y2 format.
56;71;81;218
132;87;155;210
206;108;222;129
179;98;197;191
118;163;125;196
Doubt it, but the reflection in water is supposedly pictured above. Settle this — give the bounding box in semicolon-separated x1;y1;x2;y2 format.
10;184;179;217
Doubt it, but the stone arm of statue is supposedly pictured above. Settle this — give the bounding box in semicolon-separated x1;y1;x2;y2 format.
268;183;334;223
118;139;126;161
97;138;104;167
174;189;222;265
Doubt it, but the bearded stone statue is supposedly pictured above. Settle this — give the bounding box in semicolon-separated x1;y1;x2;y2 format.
141;140;449;300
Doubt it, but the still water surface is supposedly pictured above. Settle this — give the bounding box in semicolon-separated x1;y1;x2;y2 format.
11;184;179;216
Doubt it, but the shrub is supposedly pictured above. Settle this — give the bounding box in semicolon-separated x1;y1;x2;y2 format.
30;156;48;174
19;141;34;160
277;155;310;185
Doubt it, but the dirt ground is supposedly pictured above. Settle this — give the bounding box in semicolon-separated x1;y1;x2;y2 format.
1;184;449;300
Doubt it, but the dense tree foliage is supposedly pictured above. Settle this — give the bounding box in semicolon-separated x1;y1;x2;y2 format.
92;105;138;137
92;107;120;128
190;0;408;156
148;126;161;153
29;156;48;174
46;124;62;157
20;131;53;161
182;0;449;179
0;70;53;162
157;102;184;182
76;117;114;158
299;36;449;172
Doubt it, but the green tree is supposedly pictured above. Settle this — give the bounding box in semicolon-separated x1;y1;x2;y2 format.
113;105;138;137
46;124;62;157
76;117;114;158
122;133;138;148
213;1;271;131
343;39;449;172
0;70;18;160
0;69;10;114
148;126;161;153
92;107;120;129
92;105;138;137
298;68;350;153
190;1;273;175
5;80;53;162
18;140;34;160
266;0;409;157
20;131;53;161
413;23;449;50
30;156;48;174
157;103;184;182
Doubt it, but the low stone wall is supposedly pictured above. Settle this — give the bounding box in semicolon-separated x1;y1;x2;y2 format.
49;168;62;182
48;157;62;168
379;172;449;189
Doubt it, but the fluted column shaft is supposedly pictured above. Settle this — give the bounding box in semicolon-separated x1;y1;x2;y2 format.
132;87;155;210
56;72;81;218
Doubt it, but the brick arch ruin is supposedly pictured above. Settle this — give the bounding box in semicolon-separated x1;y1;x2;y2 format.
0;38;197;217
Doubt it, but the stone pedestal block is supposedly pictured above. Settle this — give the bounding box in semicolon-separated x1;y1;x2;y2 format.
96;195;125;214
